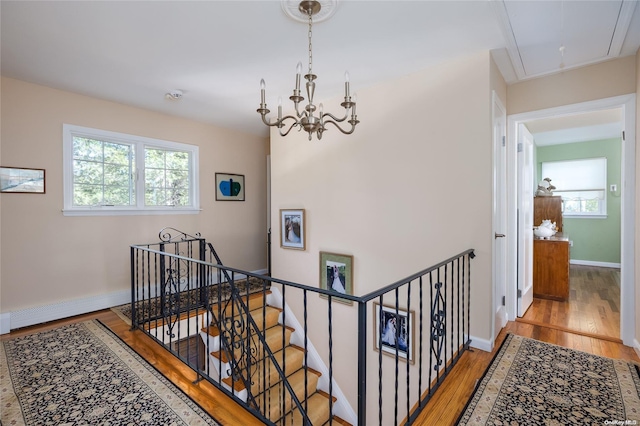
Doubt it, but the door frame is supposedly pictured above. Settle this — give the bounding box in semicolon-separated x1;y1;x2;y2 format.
492;91;508;343
505;94;636;345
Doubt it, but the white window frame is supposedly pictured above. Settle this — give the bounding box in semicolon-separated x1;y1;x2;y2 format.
63;124;199;216
541;157;607;219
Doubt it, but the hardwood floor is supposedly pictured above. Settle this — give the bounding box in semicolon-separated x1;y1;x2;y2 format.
519;264;621;341
2;272;635;426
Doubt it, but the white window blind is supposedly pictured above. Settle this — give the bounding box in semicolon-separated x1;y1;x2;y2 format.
541;157;607;216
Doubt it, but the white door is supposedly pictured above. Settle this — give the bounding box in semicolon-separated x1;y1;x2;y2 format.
517;124;534;316
492;93;508;336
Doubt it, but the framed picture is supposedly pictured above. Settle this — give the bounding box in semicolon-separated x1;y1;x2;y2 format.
319;252;354;305
215;173;245;201
0;167;45;194
373;303;415;363
280;209;305;250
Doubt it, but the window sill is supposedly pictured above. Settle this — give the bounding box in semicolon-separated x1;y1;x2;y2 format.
563;214;608;219
62;208;201;217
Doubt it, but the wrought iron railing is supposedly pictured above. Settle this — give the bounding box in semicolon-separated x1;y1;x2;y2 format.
130;227;475;425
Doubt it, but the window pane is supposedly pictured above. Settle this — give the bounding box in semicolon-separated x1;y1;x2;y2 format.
166;151;189;170
167;169;188;187
145;187;166;205
73;160;103;185
104;185;132;205
104;164;131;186
73;137;103;161
72;138;134;206
104;142;132;165
74;184;102;206
144;147;190;207
145;168;165;188
145;149;165;168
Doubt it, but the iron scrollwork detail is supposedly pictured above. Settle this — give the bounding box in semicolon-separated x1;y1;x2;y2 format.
431;281;446;371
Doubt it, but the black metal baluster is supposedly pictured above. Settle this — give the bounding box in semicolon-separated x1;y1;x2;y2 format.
328;295;334;426
378;295;384;426
406;281;411;421
418;276;424;406
394;288;399;426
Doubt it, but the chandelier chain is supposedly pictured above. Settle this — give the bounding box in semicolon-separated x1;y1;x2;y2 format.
307;10;313;75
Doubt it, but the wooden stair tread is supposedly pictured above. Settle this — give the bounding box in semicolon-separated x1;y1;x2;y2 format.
210;290;272;314
222;346;307;395
255;369;321;421
282;392;333;426
143;309;205;331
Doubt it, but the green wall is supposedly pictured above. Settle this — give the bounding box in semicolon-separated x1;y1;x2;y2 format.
536;138;622;264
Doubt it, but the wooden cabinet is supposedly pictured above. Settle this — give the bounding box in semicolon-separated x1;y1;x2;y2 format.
533;234;570;301
534;196;563;231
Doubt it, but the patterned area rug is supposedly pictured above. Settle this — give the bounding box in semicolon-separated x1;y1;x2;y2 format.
112;276;269;325
1;320;219;425
457;334;640;425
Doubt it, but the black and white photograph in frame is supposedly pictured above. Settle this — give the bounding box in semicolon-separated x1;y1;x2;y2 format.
373;303;415;363
319;252;354;305
280;209;305;250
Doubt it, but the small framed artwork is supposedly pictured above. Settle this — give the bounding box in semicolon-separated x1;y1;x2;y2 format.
0;167;46;194
373;303;415;364
319;251;354;305
215;173;245;201
280;209;305;250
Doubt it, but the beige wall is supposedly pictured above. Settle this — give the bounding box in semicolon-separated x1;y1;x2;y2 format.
270;51;497;419
508;55;636;114
0;77;268;318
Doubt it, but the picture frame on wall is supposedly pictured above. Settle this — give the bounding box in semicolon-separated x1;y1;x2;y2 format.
280;209;305;250
373;303;415;363
0;167;46;194
215;173;245;201
319;251;354;305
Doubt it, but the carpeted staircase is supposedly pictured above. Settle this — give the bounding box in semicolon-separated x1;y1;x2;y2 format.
200;290;345;425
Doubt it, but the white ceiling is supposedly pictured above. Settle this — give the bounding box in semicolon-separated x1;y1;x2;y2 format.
1;1;639;139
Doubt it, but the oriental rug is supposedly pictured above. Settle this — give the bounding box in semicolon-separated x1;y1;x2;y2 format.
112;276;267;326
1;320;219;426
457;334;640;425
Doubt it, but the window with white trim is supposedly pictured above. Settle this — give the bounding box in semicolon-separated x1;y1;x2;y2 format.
63;124;199;216
541;157;607;217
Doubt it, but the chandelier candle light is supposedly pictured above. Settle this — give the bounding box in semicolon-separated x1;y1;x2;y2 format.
257;0;359;140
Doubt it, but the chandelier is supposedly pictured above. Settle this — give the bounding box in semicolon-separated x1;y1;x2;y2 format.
257;0;359;140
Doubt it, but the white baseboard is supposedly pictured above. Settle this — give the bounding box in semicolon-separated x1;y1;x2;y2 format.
9;289;131;331
469;335;494;352
570;259;621;268
4;267;269;332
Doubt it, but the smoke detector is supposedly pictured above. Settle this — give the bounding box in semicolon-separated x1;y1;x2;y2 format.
165;89;184;100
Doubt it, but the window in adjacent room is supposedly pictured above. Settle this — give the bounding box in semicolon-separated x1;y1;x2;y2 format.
541;157;607;217
63;124;199;216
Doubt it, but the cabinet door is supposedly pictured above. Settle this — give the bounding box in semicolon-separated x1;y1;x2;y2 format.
533;240;569;301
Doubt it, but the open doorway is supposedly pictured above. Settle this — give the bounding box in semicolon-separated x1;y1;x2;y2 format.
505;94;636;346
